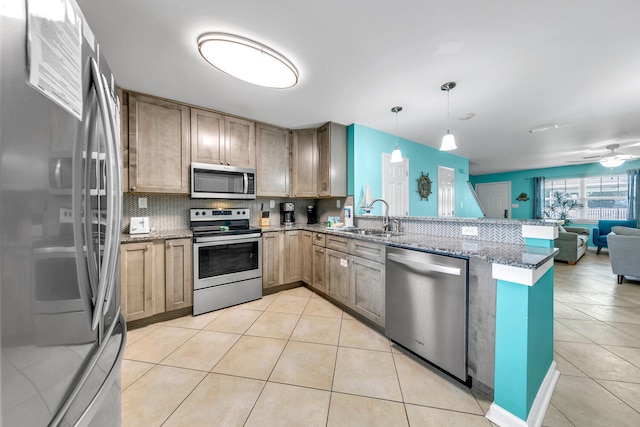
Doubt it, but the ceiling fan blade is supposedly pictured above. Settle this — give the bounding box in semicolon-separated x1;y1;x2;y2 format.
582;154;602;159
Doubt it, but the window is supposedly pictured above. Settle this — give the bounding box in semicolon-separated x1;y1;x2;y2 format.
544;174;628;222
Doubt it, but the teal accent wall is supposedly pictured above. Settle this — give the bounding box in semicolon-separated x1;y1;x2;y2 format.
347;124;484;217
494;267;555;421
470;160;640;220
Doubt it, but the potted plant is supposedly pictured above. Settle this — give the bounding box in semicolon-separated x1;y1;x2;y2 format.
544;191;583;225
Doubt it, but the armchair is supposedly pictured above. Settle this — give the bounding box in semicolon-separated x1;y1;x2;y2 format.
592;220;638;254
608;226;640;284
554;226;590;264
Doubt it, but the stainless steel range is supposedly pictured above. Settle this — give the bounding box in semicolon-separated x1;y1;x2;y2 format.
190;208;262;315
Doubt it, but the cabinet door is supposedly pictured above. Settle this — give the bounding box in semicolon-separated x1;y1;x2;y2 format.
225;116;256;168
191;108;224;165
118;89;129;193
317;122;330;197
300;231;313;284
283;230;301;283
256;124;290;197
165;238;193;311
262;232;281;289
291;128;317;197
350;256;385;326
312;245;326;293
120;242;154;321
128;93;190;193
326;249;349;305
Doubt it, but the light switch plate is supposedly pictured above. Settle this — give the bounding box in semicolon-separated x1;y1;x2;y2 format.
461;226;478;236
336;199;341;208
130;217;150;234
138;197;148;209
270;200;275;209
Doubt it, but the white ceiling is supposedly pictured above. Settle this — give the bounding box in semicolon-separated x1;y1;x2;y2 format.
77;0;640;175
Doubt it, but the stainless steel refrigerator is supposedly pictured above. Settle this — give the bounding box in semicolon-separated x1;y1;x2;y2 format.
1;0;126;425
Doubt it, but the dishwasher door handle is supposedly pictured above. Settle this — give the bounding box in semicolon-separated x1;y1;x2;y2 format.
387;253;462;276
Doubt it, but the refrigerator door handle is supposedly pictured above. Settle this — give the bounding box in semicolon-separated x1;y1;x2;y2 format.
48;311;126;427
100;73;122;316
89;57;116;331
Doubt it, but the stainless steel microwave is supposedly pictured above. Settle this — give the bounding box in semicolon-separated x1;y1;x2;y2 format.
191;163;256;199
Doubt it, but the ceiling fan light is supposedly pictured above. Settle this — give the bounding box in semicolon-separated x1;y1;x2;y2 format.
390;147;403;163
440;131;457;151
600;158;625;168
198;33;298;88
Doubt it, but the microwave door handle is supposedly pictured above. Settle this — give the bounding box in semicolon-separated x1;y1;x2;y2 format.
90;57;116;331
54;159;62;188
244;173;249;194
100;73;122;316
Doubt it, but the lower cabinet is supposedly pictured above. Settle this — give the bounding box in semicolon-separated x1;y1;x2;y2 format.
300;231;313;284
325;237;386;327
312;232;326;293
283;230;301;283
120;238;192;322
262;231;281;289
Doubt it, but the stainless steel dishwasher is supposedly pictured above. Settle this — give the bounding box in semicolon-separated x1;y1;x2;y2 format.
385;246;469;382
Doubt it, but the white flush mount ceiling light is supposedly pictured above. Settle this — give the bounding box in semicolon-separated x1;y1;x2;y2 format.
197;33;299;88
440;82;458;151
390;106;403;163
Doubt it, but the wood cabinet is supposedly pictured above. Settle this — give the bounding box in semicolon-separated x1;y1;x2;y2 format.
256;123;290;197
262;231;281;289
120;241;154;321
118;88;129;192
283;230;301;283
291;128;318;197
165;238;192;311
312;232;326;293
323;236;386;326
317;122;347;197
191;108;256;168
127;93;190;193
300;231;313;284
326;248;350;305
350;255;385;325
120;238;193;322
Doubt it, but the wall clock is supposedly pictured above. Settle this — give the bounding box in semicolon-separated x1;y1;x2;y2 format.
417;172;432;201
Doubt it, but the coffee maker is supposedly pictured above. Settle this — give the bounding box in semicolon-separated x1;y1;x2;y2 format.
307;205;318;224
280;202;295;226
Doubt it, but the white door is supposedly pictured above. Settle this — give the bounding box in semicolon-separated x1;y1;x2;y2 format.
382;153;408;216
476;182;512;218
438;166;455;217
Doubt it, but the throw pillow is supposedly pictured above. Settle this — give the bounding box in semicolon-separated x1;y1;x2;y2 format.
611;226;640;236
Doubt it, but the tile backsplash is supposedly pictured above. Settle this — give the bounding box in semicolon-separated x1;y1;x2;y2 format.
122;194;348;233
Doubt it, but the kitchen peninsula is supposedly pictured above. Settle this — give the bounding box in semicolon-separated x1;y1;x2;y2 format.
261;215;559;427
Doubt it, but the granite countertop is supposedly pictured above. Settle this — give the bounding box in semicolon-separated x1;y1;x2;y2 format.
121;228;192;243
258;223;556;269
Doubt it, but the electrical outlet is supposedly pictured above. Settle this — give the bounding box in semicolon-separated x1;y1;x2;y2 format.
138;197;147;209
461;226;478;236
336;199;341;208
270;200;275;209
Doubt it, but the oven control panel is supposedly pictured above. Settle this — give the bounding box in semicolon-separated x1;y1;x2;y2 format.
190;208;250;221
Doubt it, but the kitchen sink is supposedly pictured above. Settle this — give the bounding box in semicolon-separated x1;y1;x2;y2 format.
341;228;402;238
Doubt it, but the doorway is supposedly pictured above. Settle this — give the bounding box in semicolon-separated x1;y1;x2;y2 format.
438;166;455;217
475;182;512;218
382;153;408;216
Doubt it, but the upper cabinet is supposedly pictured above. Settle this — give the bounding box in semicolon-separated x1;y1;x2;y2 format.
256;123;290;197
291;128;318;197
127;92;190;193
317;122;347;197
191;108;256;168
291;123;347;198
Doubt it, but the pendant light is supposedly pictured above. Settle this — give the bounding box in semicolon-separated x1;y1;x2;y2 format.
390;106;403;163
440;81;458;151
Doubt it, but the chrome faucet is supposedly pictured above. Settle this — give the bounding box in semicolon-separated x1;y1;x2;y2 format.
370;198;390;232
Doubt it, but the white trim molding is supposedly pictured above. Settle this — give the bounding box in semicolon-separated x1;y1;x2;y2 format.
486;361;560;427
492;258;554;286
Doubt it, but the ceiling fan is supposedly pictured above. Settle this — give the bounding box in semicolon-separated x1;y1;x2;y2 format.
567;144;639;168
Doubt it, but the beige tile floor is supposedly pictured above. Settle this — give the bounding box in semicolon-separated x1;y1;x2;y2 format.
122;250;640;426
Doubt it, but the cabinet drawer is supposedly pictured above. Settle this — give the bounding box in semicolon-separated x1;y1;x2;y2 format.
312;232;326;247
326;234;349;252
350;239;385;263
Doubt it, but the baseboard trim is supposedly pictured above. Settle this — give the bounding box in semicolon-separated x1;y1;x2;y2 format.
486;361;560;427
